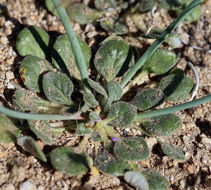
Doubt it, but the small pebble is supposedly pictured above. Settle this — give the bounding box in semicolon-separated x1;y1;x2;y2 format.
19;181;37;190
0;36;8;45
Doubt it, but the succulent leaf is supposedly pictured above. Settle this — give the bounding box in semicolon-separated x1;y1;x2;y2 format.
19;55;53;92
89;111;101;121
52;34;91;80
50;147;89;176
141;170;170;190
124;171;149;190
42;71;74;105
131;88;165;111
67;3;100;25
108;102;137;128
0;114;21;143
140;114;182;136
143;49;178;75
16;26;51;58
158;74;194;102
94;38;130;81
160;142;186;160
87;78;108;98
17;136;47;162
114;137;150;161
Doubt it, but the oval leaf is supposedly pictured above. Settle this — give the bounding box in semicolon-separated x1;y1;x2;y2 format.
108;102;137;128
141;170;170;190
16;26;51;58
158;74;194;102
28;120;63;145
84;93;99;108
50;147;89;176
137;0;155;13
108;80;123;102
140;114;182;136
131;88;165;111
13;89;63;113
76;123;93;136
124;171;149;190
45;0;59;16
87;78;108;98
67;3;100;25
94;0;117;11
19;55;53;92
94;38;130;81
0;114;21;143
89;111;101;121
160;142;186;160
143;49;178;75
52;34;91;80
17;136;47;162
42;71;74;105
94;151;131;176
114;137;150;161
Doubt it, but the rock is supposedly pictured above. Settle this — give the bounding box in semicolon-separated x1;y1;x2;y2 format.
1;183;15;190
19;181;37;190
11;166;26;182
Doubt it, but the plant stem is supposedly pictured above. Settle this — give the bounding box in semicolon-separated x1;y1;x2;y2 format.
52;0;90;93
120;0;202;88
135;94;211;120
0;105;83;120
122;70;147;94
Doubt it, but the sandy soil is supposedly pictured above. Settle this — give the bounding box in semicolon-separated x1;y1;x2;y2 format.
0;0;210;189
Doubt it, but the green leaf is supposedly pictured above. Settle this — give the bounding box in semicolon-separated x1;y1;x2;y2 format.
100;17;128;35
76;123;93;136
169;68;185;75
17;136;47;162
157;0;183;10
16;26;51;58
108;80;123;102
42;71;74;105
94;151;131;176
45;0;59;16
158;74;194;102
13;89;64;113
141;170;170;190
28;120;63;145
50;147;89;176
184;5;202;22
124;171;149;190
67;3;100;25
87;78;108;98
52;34;91;80
131;88;165;111
94;0;117;11
159;142;186;160
91;131;101;142
94;38;130;81
89;111;101;121
84;93;99;108
140;114;182;136
19;55;53;92
136;0;156;13
0;114;21;143
108;102;137;128
98;96;111;113
143;49;178;75
114;137;150;161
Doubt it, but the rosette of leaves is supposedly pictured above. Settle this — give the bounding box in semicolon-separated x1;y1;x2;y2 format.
1;1;207;188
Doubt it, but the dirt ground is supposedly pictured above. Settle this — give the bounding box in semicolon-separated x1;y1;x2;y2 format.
0;0;210;189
